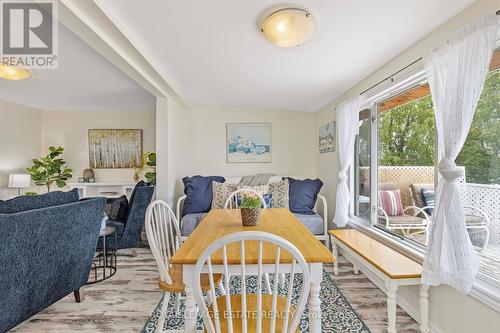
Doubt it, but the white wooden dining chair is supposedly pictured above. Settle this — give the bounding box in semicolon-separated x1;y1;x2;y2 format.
193;231;310;333
224;188;268;209
146;200;223;333
224;189;276;292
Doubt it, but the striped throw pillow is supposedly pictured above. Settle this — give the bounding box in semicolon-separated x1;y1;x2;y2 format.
378;189;404;216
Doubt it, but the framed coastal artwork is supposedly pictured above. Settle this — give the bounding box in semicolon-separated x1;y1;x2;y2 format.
319;121;336;153
88;129;143;168
226;123;271;163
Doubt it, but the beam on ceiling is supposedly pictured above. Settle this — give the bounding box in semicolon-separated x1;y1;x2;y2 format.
58;0;190;109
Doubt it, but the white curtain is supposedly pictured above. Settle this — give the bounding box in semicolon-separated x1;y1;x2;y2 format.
334;96;361;227
422;14;497;294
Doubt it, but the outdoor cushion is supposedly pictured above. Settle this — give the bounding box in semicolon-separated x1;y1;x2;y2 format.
284;177;323;215
0;188;79;214
294;213;324;235
379;189;404;216
409;183;433;208
379;182;397;191
181;213;208;236
106;219;125;236
182;176;225;216
386;215;426;224
421;189;435;215
466;215;485;225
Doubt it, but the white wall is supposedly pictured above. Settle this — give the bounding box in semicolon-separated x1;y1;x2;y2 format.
41;110;155;183
158;103;317;205
316;0;500;332
167;98;186;206
0;100;41;198
182;104;317;177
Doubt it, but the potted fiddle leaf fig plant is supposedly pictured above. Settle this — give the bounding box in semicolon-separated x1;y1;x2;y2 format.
26;146;73;192
240;193;262;226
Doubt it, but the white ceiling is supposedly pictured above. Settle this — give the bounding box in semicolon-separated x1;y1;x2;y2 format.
96;0;475;112
0;23;155;112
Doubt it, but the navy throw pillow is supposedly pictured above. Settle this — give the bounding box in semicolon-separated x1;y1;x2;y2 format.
421;189;435;216
0;188;80;214
284;177;323;215
182;176;225;216
106;195;129;222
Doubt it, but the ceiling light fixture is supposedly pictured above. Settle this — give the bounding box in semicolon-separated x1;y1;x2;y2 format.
0;64;32;80
259;7;317;48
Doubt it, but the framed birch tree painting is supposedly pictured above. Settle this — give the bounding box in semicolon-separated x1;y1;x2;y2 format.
88;129;143;168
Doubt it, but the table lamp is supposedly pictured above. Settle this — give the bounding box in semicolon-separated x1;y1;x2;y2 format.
8;174;31;195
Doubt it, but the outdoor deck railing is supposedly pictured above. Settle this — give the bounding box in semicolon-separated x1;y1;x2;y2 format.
466;183;500;245
359;166;500;246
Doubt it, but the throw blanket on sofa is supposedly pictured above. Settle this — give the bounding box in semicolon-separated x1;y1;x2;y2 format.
240;173;275;186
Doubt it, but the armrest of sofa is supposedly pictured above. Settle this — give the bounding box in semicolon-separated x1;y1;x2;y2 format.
176;195;187;224
0;198;106;332
315;194;328;235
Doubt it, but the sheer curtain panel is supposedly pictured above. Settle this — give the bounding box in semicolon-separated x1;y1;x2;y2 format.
334;96;361;227
422;14;497;294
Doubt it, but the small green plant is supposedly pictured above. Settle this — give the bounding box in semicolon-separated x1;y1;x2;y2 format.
145;152;156;184
133;152;149;182
26;146;73;192
239;193;262;209
24;192;37;196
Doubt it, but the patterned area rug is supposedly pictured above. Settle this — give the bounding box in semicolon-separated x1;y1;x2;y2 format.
141;270;370;332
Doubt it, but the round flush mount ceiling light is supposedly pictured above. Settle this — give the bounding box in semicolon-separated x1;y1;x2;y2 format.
259;7;317;48
0;64;32;80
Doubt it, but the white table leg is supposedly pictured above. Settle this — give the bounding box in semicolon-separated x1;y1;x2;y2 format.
309;263;323;333
353;262;360;275
331;237;339;276
183;265;197;333
419;284;430;333
385;281;398;333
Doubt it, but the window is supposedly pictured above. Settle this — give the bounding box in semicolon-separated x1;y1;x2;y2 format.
459;65;499;281
375;90;436;246
354;49;500;283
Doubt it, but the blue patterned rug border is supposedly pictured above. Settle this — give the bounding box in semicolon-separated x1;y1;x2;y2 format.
141;270;371;333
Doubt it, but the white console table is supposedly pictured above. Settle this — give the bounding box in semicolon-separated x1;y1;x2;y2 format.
68;183;136;198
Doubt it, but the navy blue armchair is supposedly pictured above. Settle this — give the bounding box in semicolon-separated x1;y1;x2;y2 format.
100;182;154;251
0;197;106;333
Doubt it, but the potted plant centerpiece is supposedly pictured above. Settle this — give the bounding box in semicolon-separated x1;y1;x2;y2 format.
240;192;263;226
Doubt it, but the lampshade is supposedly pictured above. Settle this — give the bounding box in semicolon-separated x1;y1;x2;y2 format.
259;8;317;48
0;64;32;80
8;174;31;188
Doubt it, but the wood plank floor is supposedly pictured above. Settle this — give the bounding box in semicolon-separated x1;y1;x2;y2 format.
11;247;419;333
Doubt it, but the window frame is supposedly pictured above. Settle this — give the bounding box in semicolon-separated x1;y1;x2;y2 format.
348;60;500;310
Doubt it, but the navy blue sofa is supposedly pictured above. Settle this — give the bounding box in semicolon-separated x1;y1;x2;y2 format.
0;195;105;333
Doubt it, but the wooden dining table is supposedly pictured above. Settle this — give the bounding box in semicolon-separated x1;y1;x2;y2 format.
170;208;334;332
